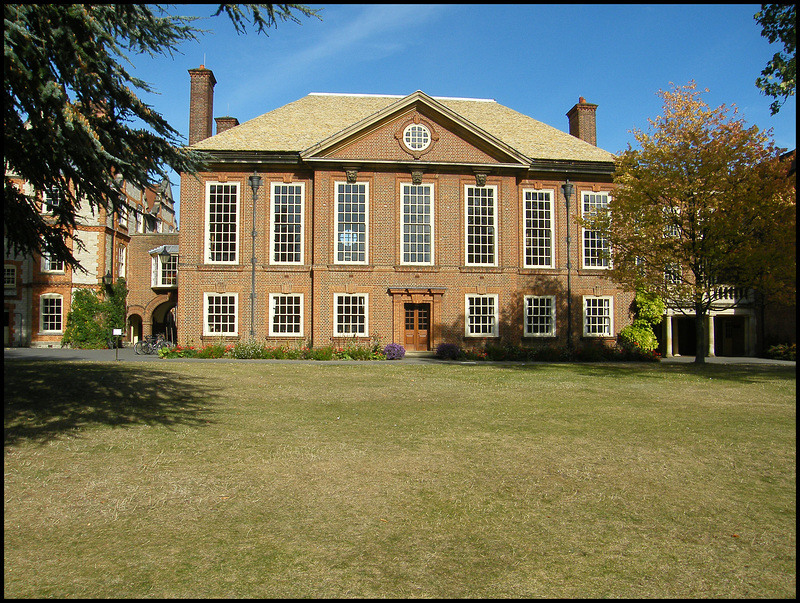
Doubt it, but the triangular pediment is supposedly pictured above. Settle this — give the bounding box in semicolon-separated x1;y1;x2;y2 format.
299;91;531;168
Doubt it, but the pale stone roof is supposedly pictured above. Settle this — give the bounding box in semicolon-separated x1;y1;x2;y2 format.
191;92;615;164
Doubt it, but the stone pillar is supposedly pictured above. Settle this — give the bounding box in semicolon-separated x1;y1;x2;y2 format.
707;315;716;357
664;315;674;357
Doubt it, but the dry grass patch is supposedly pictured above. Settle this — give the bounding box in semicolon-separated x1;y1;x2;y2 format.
4;360;796;598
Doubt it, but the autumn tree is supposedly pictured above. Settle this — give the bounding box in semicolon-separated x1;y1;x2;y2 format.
754;3;796;115
584;82;796;363
4;4;319;270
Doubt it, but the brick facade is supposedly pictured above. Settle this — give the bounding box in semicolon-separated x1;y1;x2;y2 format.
4;174;176;348
176;71;635;352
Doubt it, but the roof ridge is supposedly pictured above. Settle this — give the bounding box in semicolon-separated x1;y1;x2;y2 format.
308;91;496;103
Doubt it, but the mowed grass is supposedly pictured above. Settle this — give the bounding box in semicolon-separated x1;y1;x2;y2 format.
4;359;796;598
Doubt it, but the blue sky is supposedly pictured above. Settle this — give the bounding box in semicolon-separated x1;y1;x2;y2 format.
129;4;796;223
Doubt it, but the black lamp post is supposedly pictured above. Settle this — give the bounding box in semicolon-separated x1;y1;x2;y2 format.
561;179;574;354
102;270;113;289
248;171;262;340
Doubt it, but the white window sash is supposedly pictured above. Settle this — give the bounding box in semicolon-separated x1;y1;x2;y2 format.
203;293;239;336
40;294;63;333
524;295;556;337
581;191;611;269
523;189;554;268
268;293;304;337
334;182;369;265
401;183;434;265
204;182;241;265
465;294;499;338
583;296;614;337
334;293;369;336
269;182;305;265
465;185;498;267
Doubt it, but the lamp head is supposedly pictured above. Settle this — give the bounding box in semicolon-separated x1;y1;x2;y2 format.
249;171;262;194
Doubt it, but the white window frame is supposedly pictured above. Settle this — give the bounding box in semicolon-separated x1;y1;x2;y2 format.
465;185;498;266
523;189;555;268
268;293;304;337
40;294;63;333
152;253;178;288
334;182;369;265
334;293;369;337
5;265;17;289
581;191;611;269
204;181;241;265
117;246;126;279
524;295;556;337
401;182;434;265
403;123;431;151
583;295;614;337
270;182;305;265
42;186;63;215
41;253;65;273
117;205;128;229
465;294;499;338
203;292;239;336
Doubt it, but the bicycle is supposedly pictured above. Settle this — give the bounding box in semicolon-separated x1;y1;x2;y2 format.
134;333;174;355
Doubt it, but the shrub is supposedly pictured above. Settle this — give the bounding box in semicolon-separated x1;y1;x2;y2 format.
231;340;268;359
618;319;660;353
435;343;462;360
766;343;796;361
61;280;127;349
383;343;405;360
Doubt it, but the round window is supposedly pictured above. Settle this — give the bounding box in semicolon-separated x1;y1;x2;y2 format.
403;123;431;151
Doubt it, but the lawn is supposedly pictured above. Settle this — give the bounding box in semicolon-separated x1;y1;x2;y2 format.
4;359;796;598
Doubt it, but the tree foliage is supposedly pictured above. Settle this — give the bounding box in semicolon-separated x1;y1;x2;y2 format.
618;289;665;354
4;4;320;270
754;4;796;115
583;81;796;362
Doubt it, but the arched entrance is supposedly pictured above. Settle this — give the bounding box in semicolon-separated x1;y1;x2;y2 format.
128;314;143;344
151;301;177;342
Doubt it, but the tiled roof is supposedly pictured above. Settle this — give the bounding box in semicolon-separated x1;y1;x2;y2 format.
190;92;615;164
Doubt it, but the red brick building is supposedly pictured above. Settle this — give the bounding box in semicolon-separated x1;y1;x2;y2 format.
4;174;176;348
177;65;633;352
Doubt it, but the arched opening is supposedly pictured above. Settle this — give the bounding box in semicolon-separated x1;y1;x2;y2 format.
128;314;143;344
151;301;177;342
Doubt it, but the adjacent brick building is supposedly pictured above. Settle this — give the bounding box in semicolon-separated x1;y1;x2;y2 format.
176;65;634;352
4;174;176;348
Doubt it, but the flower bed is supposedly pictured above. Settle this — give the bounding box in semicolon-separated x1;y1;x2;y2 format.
158;340;396;361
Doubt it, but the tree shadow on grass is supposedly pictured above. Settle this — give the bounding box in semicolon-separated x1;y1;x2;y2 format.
495;360;797;385
4;360;220;447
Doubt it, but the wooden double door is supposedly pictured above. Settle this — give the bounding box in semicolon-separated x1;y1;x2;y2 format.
404;303;430;351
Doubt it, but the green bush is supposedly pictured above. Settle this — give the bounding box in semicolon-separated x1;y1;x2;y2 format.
61;280;127;349
765;343;796;361
618;319;660;353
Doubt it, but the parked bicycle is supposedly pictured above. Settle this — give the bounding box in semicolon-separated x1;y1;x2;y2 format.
133;333;174;355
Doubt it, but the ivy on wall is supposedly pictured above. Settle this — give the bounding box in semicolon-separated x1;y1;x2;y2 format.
61;279;128;349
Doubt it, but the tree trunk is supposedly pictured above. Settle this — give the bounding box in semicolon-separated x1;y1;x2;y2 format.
694;302;707;364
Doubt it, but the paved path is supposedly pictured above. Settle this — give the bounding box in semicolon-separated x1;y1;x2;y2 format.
4;346;795;366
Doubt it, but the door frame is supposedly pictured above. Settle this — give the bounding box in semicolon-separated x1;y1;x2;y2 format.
389;287;445;351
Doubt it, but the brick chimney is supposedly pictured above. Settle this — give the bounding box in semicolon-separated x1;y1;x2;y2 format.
215;116;240;135
566;96;598;146
188;65;216;145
